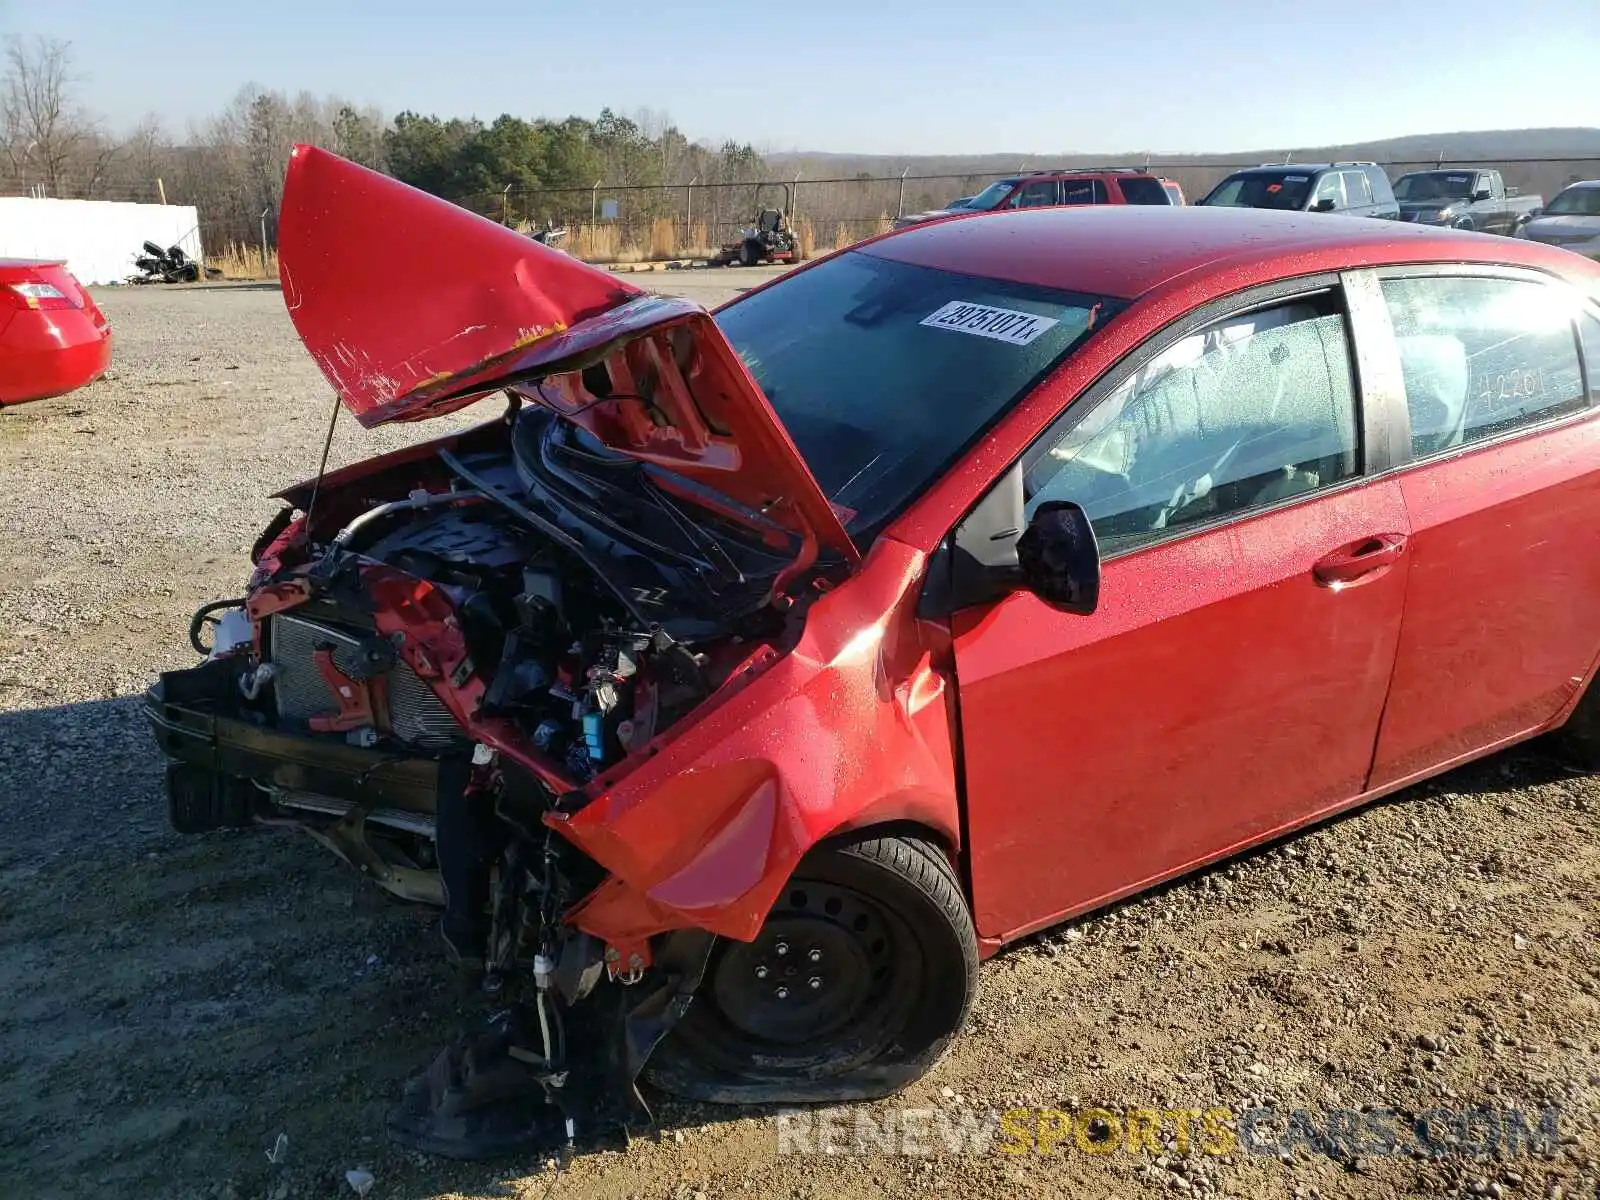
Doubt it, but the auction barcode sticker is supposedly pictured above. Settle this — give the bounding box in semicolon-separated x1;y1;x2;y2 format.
920;301;1059;346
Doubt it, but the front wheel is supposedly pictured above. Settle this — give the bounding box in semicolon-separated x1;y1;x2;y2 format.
645;832;978;1104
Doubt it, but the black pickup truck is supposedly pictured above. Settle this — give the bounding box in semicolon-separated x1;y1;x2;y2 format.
1392;169;1544;235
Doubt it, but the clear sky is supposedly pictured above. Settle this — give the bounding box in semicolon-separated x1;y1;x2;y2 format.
4;0;1598;155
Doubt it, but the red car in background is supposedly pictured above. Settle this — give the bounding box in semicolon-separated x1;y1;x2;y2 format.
147;148;1600;1159
895;167;1175;228
0;259;111;406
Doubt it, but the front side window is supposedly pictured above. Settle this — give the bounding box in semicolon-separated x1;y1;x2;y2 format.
715;251;1120;534
1024;296;1360;553
1381;276;1589;457
1010;180;1059;209
1312;172;1346;209
1342;170;1373;206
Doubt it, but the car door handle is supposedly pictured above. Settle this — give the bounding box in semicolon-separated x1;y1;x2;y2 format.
1312;533;1407;586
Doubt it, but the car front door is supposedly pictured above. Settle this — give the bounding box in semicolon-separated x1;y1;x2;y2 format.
1355;267;1600;787
948;277;1413;942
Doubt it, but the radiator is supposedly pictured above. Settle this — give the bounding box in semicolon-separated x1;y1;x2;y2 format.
269;613;464;750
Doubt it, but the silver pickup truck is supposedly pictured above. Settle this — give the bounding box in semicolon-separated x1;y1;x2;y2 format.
1393;169;1544;236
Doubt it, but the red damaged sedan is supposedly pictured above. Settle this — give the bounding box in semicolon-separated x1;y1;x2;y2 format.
0;258;111;406
146;146;1600;1157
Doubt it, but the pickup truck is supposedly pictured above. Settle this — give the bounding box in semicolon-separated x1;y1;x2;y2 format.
1392;169;1543;235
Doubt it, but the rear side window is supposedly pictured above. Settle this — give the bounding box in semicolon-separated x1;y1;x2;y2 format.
1365;166;1395;203
1061;179;1109;205
1024;296;1359;552
1381;276;1589;457
1119;176;1171;205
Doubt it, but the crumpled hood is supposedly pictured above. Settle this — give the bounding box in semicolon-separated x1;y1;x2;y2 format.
276;145;858;562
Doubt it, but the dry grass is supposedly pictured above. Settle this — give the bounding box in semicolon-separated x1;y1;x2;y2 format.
571;224;621;262
873;211;894;237
647;218;677;260
207;242;276;280
833;222;857;251
684;222;713;260
796;216;815;261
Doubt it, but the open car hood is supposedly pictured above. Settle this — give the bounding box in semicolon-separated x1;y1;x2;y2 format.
278;145;857;561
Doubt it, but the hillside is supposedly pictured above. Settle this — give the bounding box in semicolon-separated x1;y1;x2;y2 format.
767;127;1600;179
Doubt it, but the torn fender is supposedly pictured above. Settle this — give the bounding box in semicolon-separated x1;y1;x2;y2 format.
549;534;962;943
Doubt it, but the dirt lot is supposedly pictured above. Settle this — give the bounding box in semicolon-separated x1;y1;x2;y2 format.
1;275;1597;1200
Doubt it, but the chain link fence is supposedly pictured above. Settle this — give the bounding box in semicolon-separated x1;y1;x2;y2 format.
464;155;1600;264
6;154;1597;274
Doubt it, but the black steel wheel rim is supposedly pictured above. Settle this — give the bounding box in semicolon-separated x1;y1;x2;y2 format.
709;879;900;1048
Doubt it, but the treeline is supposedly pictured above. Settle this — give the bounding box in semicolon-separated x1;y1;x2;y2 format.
0;34;775;252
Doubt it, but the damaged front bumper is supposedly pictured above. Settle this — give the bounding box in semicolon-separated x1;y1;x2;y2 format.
144;652;717;1157
146;656;454;904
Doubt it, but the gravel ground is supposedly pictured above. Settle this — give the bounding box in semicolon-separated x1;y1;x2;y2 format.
1;278;1597;1200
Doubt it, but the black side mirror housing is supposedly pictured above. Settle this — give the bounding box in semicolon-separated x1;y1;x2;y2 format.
919;466;1101;618
1016;501;1100;614
1471;189;1492;202
1311;197;1337;213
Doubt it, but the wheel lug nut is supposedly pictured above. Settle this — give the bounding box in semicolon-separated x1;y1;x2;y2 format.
774;941;789;956
775;986;790;999
808;948;822;963
808;976;822;990
754;965;768;979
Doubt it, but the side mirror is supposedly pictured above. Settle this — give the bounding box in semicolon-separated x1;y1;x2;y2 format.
1528;206;1544;218
1016;501;1101;614
919;467;1101;618
1311;197;1337;213
1471;188;1492;202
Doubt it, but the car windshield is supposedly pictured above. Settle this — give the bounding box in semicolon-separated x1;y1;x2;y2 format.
1395;173;1475;201
713;251;1119;534
1545;186;1600;216
1202;172;1313;210
963;181;1017;212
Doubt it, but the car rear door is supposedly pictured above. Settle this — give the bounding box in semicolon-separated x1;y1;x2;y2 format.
1350;266;1600;787
947;274;1413;942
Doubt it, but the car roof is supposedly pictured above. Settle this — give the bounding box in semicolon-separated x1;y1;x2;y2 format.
858;205;1596;300
0;257;66;271
1557;179;1600;189
998;169;1158;185
1222;164;1351;176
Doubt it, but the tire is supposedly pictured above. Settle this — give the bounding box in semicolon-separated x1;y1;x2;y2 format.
738;240;760;267
644;831;978;1105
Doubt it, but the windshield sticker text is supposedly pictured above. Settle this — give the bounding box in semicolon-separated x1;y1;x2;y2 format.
920;301;1060;347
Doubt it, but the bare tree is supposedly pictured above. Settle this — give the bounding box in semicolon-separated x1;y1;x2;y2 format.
0;35;102;197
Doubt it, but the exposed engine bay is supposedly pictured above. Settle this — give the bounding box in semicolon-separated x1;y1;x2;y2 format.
146;398;823;1154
